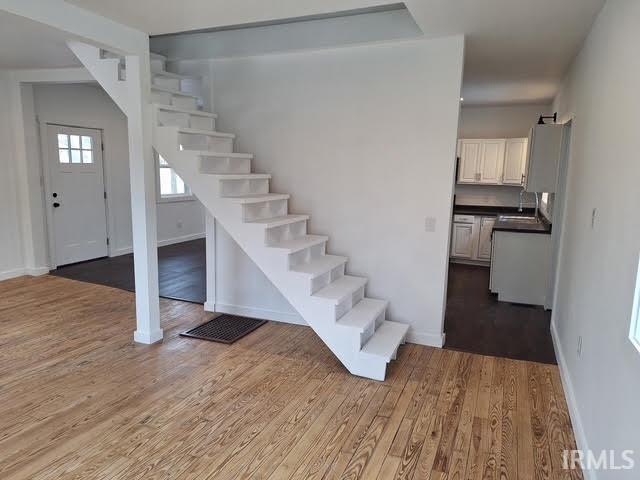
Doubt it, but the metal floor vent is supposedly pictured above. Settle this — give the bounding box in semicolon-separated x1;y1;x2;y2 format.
180;314;267;344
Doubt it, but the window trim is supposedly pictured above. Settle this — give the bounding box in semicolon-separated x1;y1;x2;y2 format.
155;152;195;203
629;254;640;354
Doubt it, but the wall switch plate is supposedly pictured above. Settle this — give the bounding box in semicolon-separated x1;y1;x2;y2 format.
425;217;436;232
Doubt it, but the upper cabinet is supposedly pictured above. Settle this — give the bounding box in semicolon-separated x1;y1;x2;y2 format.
457;138;524;186
503;138;529;185
524;124;563;193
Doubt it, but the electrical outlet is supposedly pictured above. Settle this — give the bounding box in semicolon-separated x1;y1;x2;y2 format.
425;217;436;232
577;335;583;357
177;220;183;229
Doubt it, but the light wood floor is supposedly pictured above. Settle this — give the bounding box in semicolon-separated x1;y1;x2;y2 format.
0;275;582;479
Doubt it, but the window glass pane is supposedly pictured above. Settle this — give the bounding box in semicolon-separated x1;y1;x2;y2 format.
175;173;186;194
59;149;69;163
160;168;173;195
69;135;81;149
71;149;82;163
81;136;92;149
158;155;169;166
82;150;93;164
58;134;68;148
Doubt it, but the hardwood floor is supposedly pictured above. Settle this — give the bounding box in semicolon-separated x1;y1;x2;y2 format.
50;238;206;304
0;275;581;479
445;263;557;364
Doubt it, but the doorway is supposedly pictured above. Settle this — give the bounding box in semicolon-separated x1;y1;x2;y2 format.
44;124;108;267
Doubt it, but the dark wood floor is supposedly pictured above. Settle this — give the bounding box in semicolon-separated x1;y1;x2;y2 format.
444;263;556;364
51;239;206;304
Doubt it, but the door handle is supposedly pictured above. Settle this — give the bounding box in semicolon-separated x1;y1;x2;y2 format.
53;202;60;208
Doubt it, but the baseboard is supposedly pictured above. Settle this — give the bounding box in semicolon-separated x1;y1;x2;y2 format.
111;233;206;257
406;330;445;348
550;321;595;480
25;266;50;276
214;302;307;326
0;268;26;281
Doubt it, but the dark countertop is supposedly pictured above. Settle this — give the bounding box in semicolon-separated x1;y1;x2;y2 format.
453;204;552;235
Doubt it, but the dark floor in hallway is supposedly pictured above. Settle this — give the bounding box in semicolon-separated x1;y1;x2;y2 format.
444;262;556;364
51;239;206;304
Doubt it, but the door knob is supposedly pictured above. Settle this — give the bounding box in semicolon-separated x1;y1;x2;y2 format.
53;202;60;208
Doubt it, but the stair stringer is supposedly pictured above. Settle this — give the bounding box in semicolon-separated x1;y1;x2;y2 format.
67;41;130;116
152;123;396;381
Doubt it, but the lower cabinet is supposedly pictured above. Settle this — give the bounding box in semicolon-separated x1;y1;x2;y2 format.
450;214;496;262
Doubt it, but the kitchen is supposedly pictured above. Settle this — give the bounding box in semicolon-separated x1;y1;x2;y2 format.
445;104;570;363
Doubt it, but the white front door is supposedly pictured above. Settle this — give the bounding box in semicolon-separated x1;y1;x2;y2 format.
47;125;108;266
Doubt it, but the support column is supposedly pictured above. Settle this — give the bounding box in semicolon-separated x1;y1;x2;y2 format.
204;212;216;312
126;53;162;344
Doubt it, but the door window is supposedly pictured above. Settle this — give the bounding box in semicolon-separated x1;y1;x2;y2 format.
58;134;93;164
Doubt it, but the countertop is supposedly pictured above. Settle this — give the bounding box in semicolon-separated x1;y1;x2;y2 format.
453;204;552;235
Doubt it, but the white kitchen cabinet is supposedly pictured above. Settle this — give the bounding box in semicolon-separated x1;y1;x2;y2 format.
451;222;476;258
477;217;496;260
525;124;563;193
479;139;505;184
457;140;482;183
502;138;528;185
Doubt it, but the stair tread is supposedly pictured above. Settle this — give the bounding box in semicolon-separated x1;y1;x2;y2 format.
362;321;408;359
230;193;290;204
209;173;271;180
248;215;309;228
291;255;347;277
175;127;235;138
151;85;199;98
156;104;217;118
268;235;327;253
196;151;253;159
153;70;196;80
313;275;367;304
338;298;388;331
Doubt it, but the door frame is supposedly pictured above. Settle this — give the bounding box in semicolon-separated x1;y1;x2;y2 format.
40;120;112;269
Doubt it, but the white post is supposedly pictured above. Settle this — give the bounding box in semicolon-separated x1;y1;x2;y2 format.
126;53;163;344
204;212;216;312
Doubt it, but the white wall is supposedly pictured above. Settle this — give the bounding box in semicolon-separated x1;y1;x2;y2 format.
455;104;551;207
0;72;26;280
551;0;640;477
188;36;464;345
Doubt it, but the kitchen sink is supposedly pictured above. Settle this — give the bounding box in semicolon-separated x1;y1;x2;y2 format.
497;215;540;224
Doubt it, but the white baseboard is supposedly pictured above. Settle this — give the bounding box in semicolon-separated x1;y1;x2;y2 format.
550;321;595;480
406;330;445;348
0;266;50;282
111;232;206;257
214;302;306;326
26;266;50;276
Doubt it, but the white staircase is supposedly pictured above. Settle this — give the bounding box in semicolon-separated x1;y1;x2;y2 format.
69;45;409;381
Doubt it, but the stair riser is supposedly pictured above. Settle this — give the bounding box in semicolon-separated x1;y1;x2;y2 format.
153;76;181;91
265;221;307;244
151;59;166;73
360;309;387;348
179;133;233;154
158;111;215;131
199;156;251;174
220;179;269;198
334;285;366;321
151;90;198;110
242;199;288;222
310;264;345;295
288;243;325;268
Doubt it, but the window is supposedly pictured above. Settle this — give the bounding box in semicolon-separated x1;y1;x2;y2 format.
630;254;640;354
157;154;193;201
58;134;93;164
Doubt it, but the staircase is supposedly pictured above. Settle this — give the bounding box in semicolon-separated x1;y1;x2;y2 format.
69;45;409;381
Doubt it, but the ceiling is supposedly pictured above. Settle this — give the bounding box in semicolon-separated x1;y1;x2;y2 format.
19;0;606;104
0;11;81;69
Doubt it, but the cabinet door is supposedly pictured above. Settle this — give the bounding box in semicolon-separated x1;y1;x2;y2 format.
525;124;563;192
451;223;476;258
477;217;496;260
503;138;528;185
479;139;506;184
457;140;482;183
